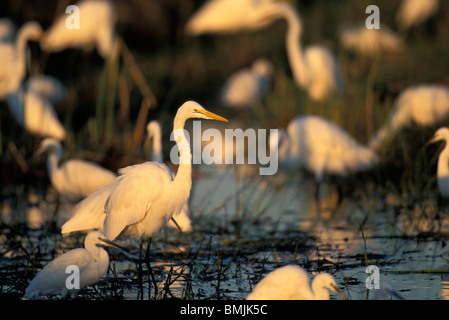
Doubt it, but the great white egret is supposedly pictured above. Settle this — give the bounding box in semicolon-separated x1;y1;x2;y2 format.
24;231;111;299
185;0;278;35
0;21;43;99
41;0;116;59
396;0;440;31
339;23;405;56
101;102;227;242
7;75;67;141
270;115;378;212
220;59;273;109
246;265;346;300
427;127;449;198
61;120;194;235
370;84;449;151
187;0;344;101
37;138;117;199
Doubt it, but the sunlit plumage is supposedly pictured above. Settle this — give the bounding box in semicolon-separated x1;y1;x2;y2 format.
271;115;378;183
38;138;117;199
396;0;440;31
339;23;405;56
0;21;42;99
185;0;277;35
427;127;449;198
370;84;449;151
220;59;273;109
24;231;110;299
41;0;116;58
7;75;67;140
102;101;227;241
246;265;345;300
0;18;16;43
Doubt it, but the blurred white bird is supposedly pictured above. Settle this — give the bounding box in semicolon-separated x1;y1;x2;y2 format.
220;59;273;109
61;120;194;235
0;18;16;43
7;75;67;141
375;281;405;300
185;0;278;35
24;231;110;299
339;23;405;56
271;115;378;184
370;84;449;151
101;102;227;243
246;265;346;300
0;21;43;99
41;0;116;59
396;0;440;31
427;127;449;198
37;138;117;199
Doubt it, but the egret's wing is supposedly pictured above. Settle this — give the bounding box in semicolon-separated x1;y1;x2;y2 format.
102;162;174;240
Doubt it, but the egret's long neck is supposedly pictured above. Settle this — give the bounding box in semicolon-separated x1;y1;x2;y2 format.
172;116;192;196
46;151;60;186
152;130;163;163
15;30;31;82
280;5;308;87
437;143;449;182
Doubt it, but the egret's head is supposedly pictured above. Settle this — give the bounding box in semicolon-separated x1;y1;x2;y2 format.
427;127;449;145
146;120;162;139
313;273;347;300
252;59;274;78
179;101;229;122
18;21;44;42
36;137;63;160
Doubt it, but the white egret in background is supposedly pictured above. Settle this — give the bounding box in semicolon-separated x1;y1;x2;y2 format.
0;21;43;99
37;138;117;200
41;0;116;59
185;0;278;35
61;120;194;235
187;0;344;101
375;281;405;300
427;127;449;199
0;18;16;43
24;231;111;299
339;23;405;56
370;84;449;151
7;75;67;141
270;115;378;210
396;0;440;31
247;265;346;300
220;59;273;109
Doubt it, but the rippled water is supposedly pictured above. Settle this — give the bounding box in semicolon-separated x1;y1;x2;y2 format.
2;164;449;300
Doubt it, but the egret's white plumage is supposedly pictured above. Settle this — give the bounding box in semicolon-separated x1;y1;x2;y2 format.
102;102;227;241
24;231;110;299
370;84;449;151
427;127;449;198
185;0;277;35
396;0;440;31
246;265;345;300
0;21;42;99
339;23;405;56
41;0;116;58
271;115;378;183
7;75;67;141
220;59;273;109
38;138;117;199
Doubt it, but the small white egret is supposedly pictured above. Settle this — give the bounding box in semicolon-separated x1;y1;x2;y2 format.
375;281;405;300
37;138;117;199
0;18;16;43
370;84;449;151
270;115;378;212
7;75;67;141
220;59;273;109
246;265;346;300
24;231;111;299
41;0;116;59
396;0;440;31
185;0;277;35
0;21;43;99
339;23;405;56
427;127;449;198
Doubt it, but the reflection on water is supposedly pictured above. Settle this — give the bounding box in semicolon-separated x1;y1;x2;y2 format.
2;164;449;299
